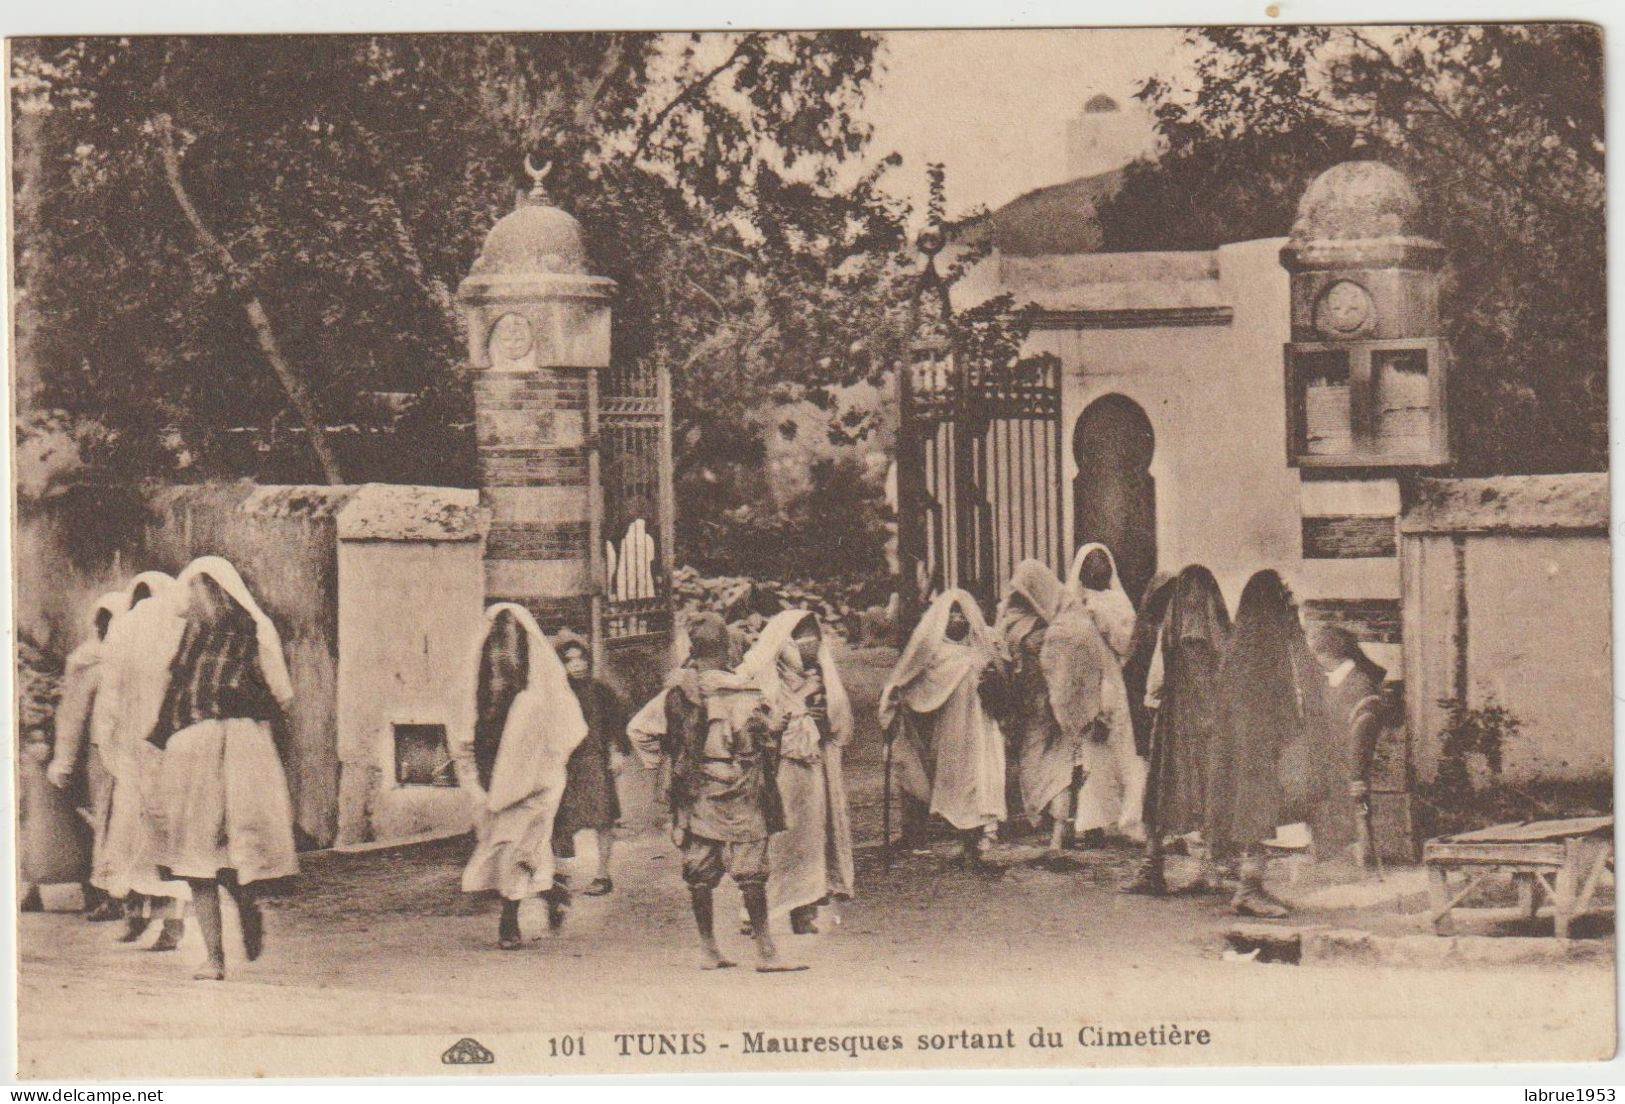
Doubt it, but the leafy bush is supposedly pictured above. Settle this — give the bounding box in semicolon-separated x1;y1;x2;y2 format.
1415;697;1610;838
1435;696;1522;791
683;456;891;589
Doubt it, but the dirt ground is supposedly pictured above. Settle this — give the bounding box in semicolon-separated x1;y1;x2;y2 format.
15;644;1616;1078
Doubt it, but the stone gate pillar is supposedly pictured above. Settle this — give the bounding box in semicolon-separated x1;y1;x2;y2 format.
457;167;615;628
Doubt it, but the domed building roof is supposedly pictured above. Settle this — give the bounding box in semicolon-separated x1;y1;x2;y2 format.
984;166;1127;256
1083;93;1120;114
469;197;588;277
1290;161;1426;242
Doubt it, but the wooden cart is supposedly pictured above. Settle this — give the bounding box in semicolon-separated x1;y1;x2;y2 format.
1423;816;1614;938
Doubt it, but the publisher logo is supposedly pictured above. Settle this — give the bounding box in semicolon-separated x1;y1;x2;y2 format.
442;1037;495;1065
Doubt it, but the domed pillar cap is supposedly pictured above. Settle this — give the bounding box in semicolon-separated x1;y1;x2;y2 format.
1281;160;1445;271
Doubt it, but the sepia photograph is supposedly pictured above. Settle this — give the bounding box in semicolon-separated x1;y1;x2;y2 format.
5;17;1615;1081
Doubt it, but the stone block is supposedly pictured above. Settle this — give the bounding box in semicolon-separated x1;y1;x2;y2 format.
1453;937;1567;966
1377;934;1458;966
1302;928;1380;966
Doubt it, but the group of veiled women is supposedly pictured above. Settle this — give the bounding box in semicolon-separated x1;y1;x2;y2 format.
27;543;1385;979
21;559;300;980
461;604;851;971
33;578;846;976
881;546;1389;919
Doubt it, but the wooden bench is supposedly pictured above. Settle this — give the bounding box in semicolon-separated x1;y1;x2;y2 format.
1423;816;1614;939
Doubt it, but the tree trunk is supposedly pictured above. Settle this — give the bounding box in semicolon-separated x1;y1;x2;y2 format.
155;114;344;485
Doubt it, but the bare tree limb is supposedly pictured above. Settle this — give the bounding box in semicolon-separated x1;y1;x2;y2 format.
155;113;344;484
573;36;627;129
1341;28;1590;222
632;34;761;163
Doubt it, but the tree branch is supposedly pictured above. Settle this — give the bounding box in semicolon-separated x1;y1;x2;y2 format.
632;34;761;163
155;113;344;484
1341;28;1590;222
573;36;627;129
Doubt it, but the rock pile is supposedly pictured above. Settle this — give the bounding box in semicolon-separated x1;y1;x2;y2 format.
671;566;896;646
16;638;62;746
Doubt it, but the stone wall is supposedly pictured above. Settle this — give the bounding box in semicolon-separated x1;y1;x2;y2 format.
1400;474;1611;784
15;482;491;850
17;483;347;847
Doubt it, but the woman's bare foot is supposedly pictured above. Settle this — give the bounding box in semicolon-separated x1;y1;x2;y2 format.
753;931;808;972
146;919;185;952
240;904;264;961
116;915;151;944
699;941;736;970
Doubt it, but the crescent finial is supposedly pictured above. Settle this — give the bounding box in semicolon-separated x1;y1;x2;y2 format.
523;154;553;199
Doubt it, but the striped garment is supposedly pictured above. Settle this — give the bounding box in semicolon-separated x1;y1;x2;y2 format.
149;605;277;751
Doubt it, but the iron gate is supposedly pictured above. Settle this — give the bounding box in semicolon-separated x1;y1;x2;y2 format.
592;360;675;653
896;277;1064;625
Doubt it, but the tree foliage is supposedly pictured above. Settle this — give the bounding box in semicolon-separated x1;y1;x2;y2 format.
1098;24;1605;474
11;33;908;509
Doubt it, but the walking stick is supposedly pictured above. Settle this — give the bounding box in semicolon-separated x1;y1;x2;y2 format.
882;718;895;872
1354;786;1385;883
1364;794;1386;882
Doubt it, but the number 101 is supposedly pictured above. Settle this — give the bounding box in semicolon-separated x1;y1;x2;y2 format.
548;1034;586;1058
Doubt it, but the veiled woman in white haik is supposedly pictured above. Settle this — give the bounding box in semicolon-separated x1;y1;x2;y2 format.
992;560;1110;857
879;589;1007;866
93;570;193;947
1064;543;1147;845
736;610;855;934
20;591;125;915
39;590;129;918
453;603;588;949
146;557;298;980
1065;542;1138;663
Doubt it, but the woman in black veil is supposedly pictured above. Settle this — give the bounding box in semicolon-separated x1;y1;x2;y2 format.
1207;569;1323;918
1122;566;1229;896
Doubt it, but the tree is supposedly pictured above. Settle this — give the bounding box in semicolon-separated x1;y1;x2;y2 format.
10;33;907;503
1097;24;1605;474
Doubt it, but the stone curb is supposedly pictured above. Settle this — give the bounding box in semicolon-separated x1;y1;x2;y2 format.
1224;924;1614;967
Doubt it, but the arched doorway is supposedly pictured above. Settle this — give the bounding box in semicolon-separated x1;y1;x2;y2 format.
1073;394;1157;605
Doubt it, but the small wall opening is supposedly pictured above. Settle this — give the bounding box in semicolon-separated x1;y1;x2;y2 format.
394;723;456;787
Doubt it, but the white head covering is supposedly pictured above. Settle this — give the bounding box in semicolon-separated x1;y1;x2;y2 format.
66;590;129;673
1066;542;1137;662
124;570;178;607
995;558;1067;651
87;589;128;645
995;560;1110;742
736;609;853;745
475;603;588;812
95;571;185;767
91;590;129;630
177;556;294;706
878;589;997;731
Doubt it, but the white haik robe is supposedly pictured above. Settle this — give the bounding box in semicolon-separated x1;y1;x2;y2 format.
879;590;1006;832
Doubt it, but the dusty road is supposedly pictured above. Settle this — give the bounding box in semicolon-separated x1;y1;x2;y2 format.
16;645;1616;1078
